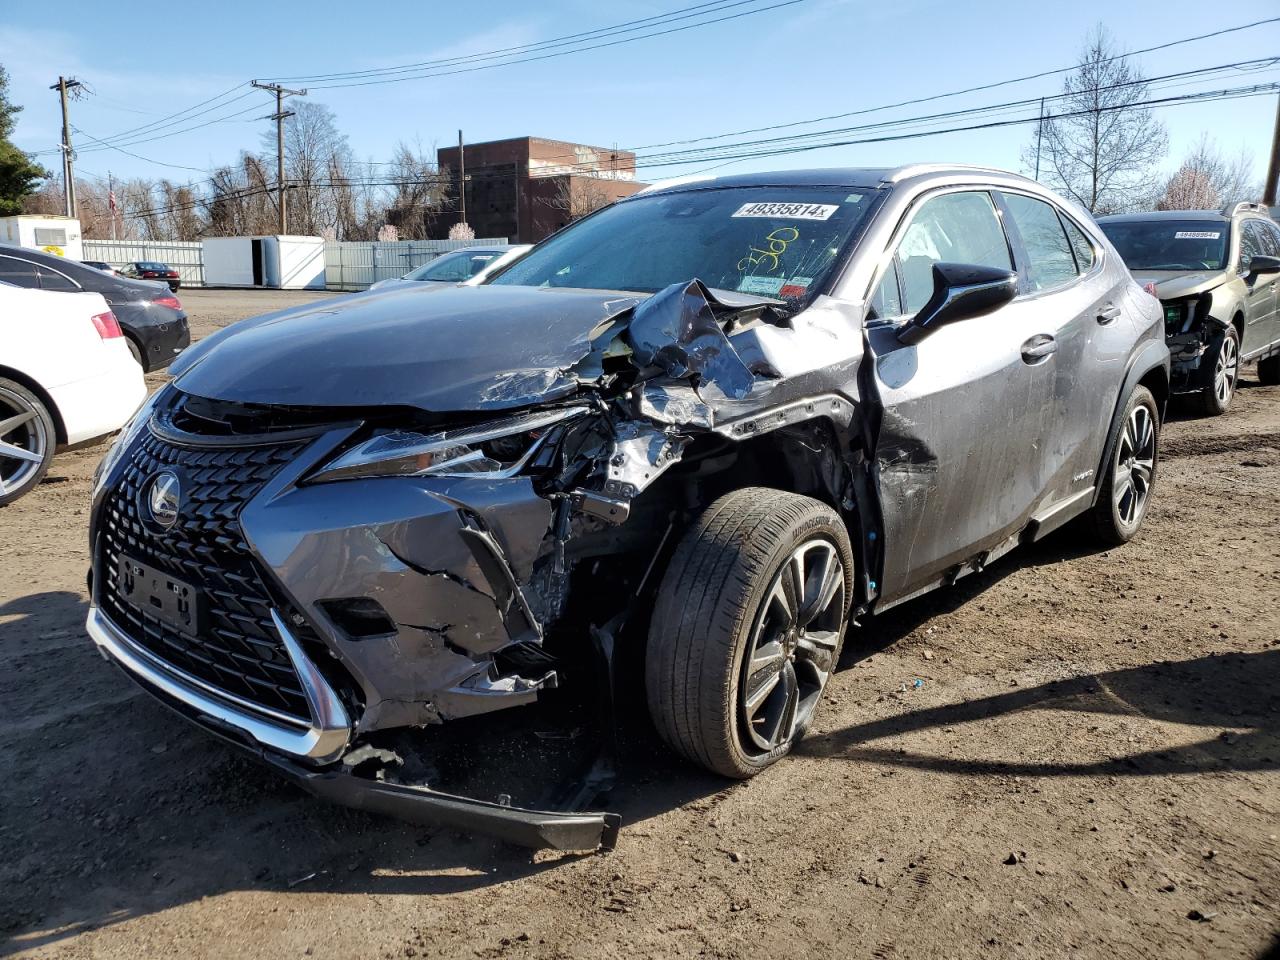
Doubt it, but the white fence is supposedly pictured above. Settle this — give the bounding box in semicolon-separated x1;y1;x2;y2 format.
323;238;510;291
79;237;512;291
83;240;206;286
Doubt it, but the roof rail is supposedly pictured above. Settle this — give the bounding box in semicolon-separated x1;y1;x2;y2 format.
1223;201;1269;217
884;163;1025;183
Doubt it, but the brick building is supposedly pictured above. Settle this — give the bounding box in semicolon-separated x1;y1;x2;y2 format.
434;137;645;243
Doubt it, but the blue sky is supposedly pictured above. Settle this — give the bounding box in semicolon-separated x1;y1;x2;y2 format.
1;0;1276;190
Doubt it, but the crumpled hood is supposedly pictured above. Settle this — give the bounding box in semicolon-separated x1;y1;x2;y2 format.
170;285;644;411
1131;269;1230;301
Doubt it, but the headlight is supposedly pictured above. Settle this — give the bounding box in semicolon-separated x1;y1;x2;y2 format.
93;386;166;495
308;406;588;483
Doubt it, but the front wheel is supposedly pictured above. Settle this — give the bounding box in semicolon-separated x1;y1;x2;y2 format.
1087;385;1159;546
0;378;56;506
1187;325;1239;416
646;488;854;779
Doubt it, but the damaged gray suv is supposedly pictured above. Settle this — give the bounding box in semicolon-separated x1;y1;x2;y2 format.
87;165;1169;851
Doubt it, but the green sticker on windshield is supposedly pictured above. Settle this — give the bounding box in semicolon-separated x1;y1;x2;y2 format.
738;275;785;295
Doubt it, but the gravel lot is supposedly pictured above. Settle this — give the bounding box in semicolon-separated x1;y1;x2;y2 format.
2;288;1277;959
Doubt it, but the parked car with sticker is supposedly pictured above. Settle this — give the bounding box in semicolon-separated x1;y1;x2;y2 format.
1;282;145;505
86;165;1168;851
1097;203;1280;415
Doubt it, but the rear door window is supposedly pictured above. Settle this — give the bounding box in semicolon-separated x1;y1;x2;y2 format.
999;192;1079;291
895;191;1012;314
0;256;38;287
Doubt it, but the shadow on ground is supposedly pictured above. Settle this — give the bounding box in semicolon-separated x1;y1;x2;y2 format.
2;523;1274;954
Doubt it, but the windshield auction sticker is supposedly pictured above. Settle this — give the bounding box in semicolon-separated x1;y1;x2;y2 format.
1174;231;1221;239
732;202;838;220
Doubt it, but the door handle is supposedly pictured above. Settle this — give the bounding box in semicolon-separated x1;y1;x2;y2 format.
1097;304;1122;324
1021;334;1057;363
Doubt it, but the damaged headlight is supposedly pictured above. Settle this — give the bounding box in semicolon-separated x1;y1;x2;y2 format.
308;406;589;483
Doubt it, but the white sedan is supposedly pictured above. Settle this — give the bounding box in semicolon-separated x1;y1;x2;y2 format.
0;282;146;505
367;244;533;291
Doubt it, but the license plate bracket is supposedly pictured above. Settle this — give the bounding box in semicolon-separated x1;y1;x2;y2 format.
118;555;203;637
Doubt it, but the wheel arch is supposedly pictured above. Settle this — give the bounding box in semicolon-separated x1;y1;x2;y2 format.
0;363;67;445
1091;341;1169;509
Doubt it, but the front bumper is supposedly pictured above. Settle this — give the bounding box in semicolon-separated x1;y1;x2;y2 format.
88;602;620;851
1166;329;1219;394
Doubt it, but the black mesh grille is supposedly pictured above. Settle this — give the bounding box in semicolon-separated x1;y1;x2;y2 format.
97;426;313;723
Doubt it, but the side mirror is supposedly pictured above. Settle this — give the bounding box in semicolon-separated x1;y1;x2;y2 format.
897;262;1018;346
1246;254;1280;282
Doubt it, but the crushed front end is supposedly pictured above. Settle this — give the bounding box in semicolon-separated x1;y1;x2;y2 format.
86;278;870;851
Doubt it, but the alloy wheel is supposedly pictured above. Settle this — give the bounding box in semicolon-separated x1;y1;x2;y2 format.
1214;334;1238;406
1113;403;1156;527
0;386;50;498
739;539;846;754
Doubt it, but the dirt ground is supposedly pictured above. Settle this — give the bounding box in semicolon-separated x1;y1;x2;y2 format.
2;288;1277;960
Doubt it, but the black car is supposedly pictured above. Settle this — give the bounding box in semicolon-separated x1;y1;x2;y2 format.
121;260;181;292
0;243;190;371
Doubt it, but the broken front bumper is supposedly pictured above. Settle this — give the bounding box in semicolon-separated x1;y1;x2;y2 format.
88;603;620;852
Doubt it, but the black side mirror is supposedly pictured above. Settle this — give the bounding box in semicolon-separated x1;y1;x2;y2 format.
1246;254;1280;282
896;262;1019;346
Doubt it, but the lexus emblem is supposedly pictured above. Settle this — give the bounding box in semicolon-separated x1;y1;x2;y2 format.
147;471;181;528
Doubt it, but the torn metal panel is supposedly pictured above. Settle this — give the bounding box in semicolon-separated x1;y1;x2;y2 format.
624;279;758;402
602;420;690;500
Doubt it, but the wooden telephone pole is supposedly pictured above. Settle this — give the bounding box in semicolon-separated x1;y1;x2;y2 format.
251;81;307;234
50;76;82;218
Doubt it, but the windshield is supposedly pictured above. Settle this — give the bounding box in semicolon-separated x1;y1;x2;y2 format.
490;186;875;304
406;250;499;282
1099;219;1229;271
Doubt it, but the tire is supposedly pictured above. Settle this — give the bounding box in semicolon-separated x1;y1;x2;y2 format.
0;377;56;507
1087;385;1159;547
125;335;146;370
1258;353;1280;386
1186;325;1239;416
645;487;854;779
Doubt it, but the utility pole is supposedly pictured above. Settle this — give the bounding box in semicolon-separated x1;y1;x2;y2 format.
252;81;307;234
50;76;82;218
108;171;116;240
1034;97;1046;181
1263;91;1280;207
457;129;466;229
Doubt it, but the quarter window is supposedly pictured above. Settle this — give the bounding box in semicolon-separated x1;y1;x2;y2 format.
869;259;903;319
1062;216;1096;272
999;192;1078;291
35;265;79;292
894;191;1012;315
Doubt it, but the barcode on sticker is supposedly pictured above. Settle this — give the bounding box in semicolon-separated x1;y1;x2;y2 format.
1174;231;1220;240
732;202;838;220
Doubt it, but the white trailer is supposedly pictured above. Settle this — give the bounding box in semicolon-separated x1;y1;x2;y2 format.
0;215;84;261
200;235;325;289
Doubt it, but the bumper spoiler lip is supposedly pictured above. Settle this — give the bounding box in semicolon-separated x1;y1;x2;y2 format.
266;753;622;852
87;605;621;853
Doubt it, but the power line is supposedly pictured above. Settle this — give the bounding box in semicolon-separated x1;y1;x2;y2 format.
120;80;1279;222
300;0;809;89
270;0;770;82
70;125;217;173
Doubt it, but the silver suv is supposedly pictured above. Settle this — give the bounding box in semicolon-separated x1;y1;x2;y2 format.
87;165;1169;851
1098;204;1280;415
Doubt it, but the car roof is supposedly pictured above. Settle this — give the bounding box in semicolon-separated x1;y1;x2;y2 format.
1097;210;1229;224
638;164;1039;195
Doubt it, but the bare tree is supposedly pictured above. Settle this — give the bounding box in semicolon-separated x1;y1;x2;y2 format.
1028;26;1168;214
381;142;447;239
541;175;614;222
1156;165;1220;211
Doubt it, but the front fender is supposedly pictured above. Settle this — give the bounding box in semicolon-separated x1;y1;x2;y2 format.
1092;338;1170;508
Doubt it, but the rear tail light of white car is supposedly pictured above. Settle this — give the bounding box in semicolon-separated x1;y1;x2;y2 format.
91;311;123;340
